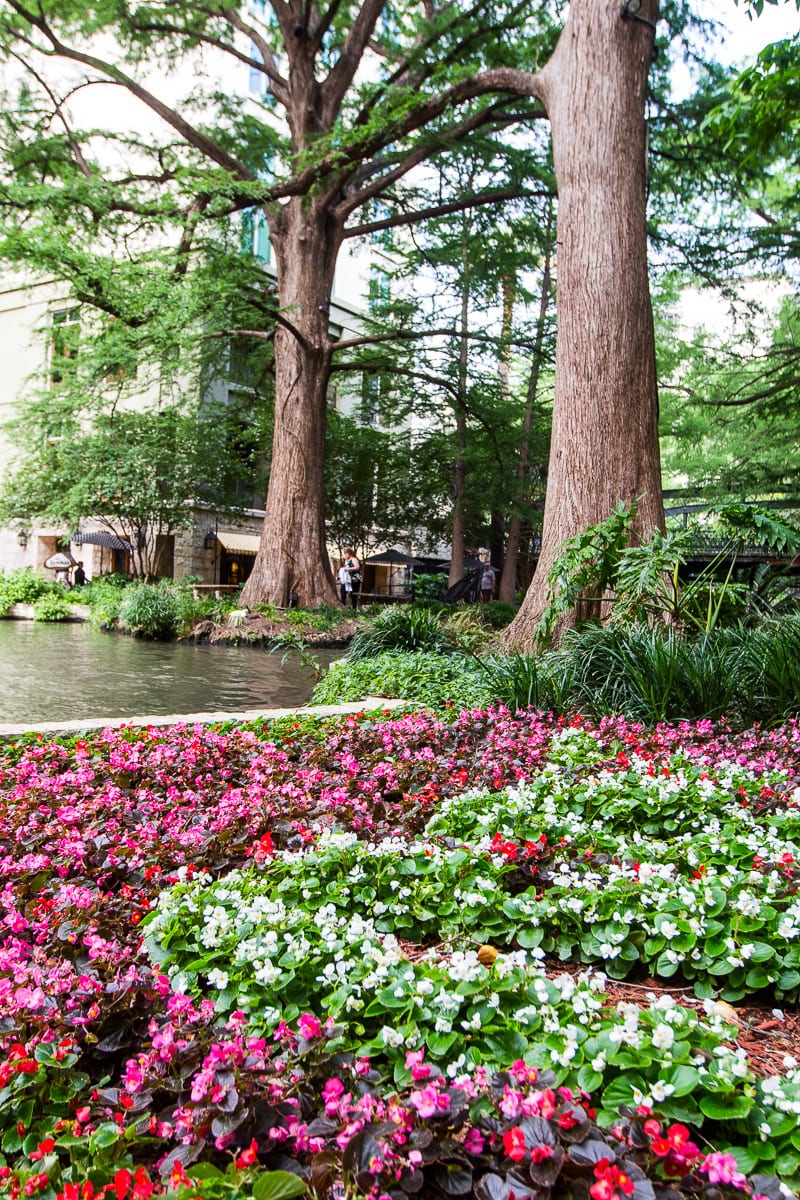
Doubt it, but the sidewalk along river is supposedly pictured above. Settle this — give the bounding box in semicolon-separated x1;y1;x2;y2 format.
0;621;338;724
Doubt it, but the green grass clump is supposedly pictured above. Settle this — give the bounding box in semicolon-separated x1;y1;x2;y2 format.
118;580;193;639
346;605;456;662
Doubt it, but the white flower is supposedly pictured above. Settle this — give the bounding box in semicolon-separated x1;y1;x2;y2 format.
206;968;229;990
380;1026;405;1048
652;1023;675;1051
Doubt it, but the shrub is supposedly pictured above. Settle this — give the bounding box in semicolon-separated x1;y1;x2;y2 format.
476;649;577;714
81;577;127;630
311;650;490;709
0;567;55;611
346;604;456;662
477;599;519;628
409;571;448;602
562;624;749;725
31;591;73;622
733;615;800;724
118;580;183;639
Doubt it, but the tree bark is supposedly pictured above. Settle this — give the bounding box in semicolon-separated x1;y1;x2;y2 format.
240;201;341;608
505;0;665;648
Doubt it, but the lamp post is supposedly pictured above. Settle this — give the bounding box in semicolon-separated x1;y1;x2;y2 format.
620;0;658;34
203;524;218;584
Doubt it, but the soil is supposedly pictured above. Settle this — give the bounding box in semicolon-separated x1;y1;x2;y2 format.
596;976;800;1079
184;610;360;649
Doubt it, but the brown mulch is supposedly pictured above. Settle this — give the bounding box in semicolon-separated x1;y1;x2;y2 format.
400;939;800;1079
596;974;800;1079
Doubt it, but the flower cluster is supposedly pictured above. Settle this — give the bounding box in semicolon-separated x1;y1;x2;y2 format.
0;712;799;1198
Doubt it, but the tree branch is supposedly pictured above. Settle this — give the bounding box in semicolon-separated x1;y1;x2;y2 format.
342;185;549;239
3;0;257;181
217;6;290;104
331;87;545;218
6;48;94;178
319;0;385;126
330;327;538;353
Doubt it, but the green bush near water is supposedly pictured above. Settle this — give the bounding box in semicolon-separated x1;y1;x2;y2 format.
0;567;57;612
346;603;458;661
118;579;197;639
31;591;73;622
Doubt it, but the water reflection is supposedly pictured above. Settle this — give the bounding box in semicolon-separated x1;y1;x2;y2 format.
0;621;338;723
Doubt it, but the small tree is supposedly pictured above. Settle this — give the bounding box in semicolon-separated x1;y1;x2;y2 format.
0;390;253;580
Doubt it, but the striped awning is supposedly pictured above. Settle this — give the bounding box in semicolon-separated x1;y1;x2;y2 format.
216;530;260;555
72;530;131;551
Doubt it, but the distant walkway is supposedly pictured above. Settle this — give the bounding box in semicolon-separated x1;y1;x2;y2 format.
0;697;408;739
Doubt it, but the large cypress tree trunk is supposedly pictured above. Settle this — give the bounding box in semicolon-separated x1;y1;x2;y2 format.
240;202;340;608
505;0;665;648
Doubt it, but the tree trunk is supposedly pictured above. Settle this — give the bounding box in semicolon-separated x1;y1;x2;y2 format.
240;202;341;609
498;227;552;605
504;0;664;648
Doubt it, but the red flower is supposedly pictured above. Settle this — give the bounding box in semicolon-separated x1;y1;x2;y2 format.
590;1158;635;1200
235;1139;259;1168
29;1139;55;1161
503;1127;527;1163
113;1171;131;1200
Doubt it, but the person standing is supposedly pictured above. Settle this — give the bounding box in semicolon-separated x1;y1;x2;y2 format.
343;548;361;608
479;556;496;602
73;561;86;588
338;561;352;606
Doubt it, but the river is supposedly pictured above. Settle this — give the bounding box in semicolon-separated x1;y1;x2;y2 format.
0;621;339;724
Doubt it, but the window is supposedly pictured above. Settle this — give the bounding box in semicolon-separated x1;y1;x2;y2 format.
50;308;79;385
370;201;394;250
361;373;380;425
368;266;391;312
248;39;264;95
241;207;271;264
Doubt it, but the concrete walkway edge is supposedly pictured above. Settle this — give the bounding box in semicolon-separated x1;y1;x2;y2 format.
0;697;410;739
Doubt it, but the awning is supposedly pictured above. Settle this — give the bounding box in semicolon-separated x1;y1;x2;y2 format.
72;530;131;551
216;530;260;555
363;548;424;567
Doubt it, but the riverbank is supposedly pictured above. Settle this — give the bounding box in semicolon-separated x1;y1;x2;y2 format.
4;600;90;621
3;597;361;647
184;607;360;648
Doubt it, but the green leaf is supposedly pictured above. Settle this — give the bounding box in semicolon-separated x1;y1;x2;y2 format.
251;1169;308;1199
666;1065;700;1097
699;1093;754;1120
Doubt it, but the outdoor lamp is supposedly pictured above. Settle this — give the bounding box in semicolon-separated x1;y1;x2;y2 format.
16;529;28;548
621;0;658;33
204;528;216;551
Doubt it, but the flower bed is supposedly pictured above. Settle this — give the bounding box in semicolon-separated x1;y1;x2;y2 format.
1;710;799;1199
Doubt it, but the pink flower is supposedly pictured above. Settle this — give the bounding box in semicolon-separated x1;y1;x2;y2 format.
701;1152;748;1189
297;1013;322;1040
409;1085;441;1119
463;1129;485;1155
